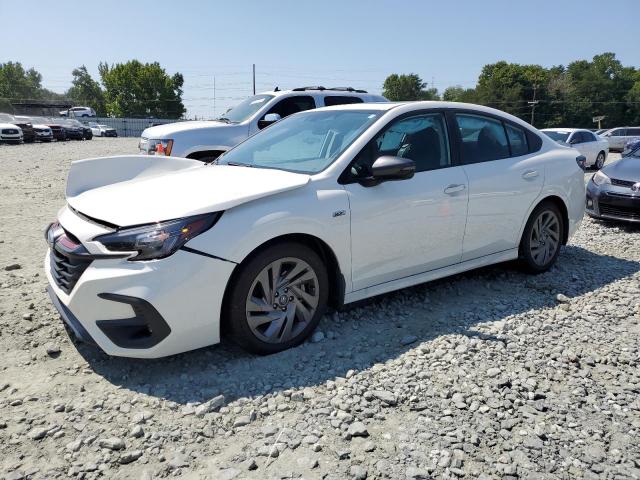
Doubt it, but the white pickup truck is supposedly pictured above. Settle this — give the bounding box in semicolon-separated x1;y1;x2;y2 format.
138;87;387;162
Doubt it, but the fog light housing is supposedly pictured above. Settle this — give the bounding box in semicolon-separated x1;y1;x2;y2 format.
586;198;593;209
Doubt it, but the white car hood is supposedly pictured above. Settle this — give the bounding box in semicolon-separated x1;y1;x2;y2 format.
142;120;233;138
66;156;310;227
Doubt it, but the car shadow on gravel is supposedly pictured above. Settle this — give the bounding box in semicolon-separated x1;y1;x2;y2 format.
74;244;639;406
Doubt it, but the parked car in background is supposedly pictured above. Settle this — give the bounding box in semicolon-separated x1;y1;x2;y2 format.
622;138;640;157
89;122;117;137
32;122;53;142
46;101;584;358
0;123;23;144
595;129;609;135
587;147;640;223
599;127;640;151
61;119;85;140
60;106;96;118
31;117;67;141
541;128;609;169
139;86;388;162
0;114;35;143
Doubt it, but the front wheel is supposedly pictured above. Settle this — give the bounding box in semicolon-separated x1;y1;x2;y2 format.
519;201;564;273
225;242;328;355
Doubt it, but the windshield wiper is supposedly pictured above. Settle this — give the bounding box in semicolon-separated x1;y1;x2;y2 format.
215;117;232;123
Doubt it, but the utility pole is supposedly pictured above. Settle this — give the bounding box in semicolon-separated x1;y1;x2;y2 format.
528;84;539;127
252;64;256;95
213;76;216;119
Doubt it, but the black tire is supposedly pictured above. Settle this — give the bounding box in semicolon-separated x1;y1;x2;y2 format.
225;242;328;355
518;200;564;274
594;152;605;170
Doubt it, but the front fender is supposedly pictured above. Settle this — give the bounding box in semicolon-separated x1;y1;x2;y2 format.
186;183;353;292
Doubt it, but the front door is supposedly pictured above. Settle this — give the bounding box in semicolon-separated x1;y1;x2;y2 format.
343;112;468;291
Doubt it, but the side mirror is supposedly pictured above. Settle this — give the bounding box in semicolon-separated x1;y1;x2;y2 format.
359;156;415;187
575;155;586;170
258;113;281;129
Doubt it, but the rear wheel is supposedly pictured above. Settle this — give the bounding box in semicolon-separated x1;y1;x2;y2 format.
594;152;605;170
519;201;564;273
226;242;328;354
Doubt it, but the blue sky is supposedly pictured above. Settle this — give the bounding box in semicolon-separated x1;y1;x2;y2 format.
1;0;638;118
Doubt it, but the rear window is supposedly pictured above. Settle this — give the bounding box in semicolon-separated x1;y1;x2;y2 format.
505;123;529;156
323;96;365;107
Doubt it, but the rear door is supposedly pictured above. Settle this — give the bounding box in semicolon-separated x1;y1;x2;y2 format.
453;112;544;261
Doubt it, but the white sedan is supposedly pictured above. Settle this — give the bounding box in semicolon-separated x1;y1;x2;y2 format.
541;128;609;169
45;102;585;358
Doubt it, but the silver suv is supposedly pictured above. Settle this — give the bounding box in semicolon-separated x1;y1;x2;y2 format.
139;87;387;161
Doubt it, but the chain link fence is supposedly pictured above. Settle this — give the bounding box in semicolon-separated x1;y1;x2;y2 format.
76;117;182;137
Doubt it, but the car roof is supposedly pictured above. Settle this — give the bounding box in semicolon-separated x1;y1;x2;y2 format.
540;128;586;133
258;88;380;98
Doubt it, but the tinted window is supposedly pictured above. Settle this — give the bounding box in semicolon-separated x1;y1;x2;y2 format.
323;96;364;107
570;132;584;144
456;114;509;164
348;113;450;178
582;131;596;142
611;129;626;137
266;96;316;119
627;128;640;135
505;123;528;156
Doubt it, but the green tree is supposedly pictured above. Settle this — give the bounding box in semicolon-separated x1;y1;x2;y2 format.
564;53;636;128
66;65;105;115
99;60;186;118
382;74;439;101
442;85;478;103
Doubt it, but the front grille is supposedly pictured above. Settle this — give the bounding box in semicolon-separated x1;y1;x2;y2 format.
611;178;636;188
50;248;92;294
599;203;640;221
1;128;18;134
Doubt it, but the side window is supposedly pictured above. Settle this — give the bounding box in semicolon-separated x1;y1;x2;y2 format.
627;128;640;136
611;129;626;137
570;132;583;144
349;113;450;178
583;131;596;142
456;113;509;164
323;96;364;107
505;123;528;156
265;96;316;119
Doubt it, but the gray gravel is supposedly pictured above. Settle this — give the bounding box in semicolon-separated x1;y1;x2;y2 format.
0;139;639;479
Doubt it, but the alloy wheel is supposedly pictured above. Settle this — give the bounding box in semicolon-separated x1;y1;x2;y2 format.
529;210;560;267
596;153;605;169
245;257;319;344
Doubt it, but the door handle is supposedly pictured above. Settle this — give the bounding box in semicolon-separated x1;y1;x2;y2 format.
444;184;466;194
522;170;539;179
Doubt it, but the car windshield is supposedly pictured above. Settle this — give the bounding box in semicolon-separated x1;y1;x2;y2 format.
217;110;381;174
543;131;570;143
220;94;274;123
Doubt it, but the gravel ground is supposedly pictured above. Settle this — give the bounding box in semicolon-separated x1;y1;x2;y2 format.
0;139;639;480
